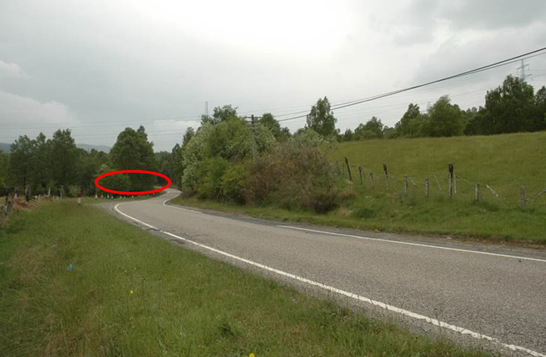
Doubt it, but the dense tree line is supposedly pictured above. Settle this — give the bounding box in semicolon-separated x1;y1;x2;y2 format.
340;75;546;141
0;126;158;197
1;74;544;205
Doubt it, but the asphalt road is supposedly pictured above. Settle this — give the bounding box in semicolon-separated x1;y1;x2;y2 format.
110;189;546;356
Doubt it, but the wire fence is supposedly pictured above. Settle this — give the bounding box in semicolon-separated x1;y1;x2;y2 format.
338;157;546;209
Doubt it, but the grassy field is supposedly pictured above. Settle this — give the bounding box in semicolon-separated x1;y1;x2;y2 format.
173;132;546;243
0;202;492;357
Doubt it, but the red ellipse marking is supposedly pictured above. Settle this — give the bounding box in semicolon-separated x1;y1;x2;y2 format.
95;170;171;195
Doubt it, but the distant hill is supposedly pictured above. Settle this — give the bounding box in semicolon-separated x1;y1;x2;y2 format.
77;144;111;153
0;142;110;153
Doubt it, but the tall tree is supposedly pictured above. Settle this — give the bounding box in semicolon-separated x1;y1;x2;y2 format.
201;105;239;125
50;129;78;190
30;133;51;191
259;113;289;141
395;103;422;137
306;97;337;138
8;135;35;189
421;96;464;137
0;151;6;192
182;127;195;149
481;75;540;134
110;126;157;190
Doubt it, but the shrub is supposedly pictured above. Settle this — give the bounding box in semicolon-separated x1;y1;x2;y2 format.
221;162;248;204
246;145;340;213
195;157;229;199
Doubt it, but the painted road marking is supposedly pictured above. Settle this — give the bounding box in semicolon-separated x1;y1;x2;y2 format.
114;202;545;357
278;225;546;263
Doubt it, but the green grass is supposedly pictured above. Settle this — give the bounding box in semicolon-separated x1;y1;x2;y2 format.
172;132;546;243
0;202;492;356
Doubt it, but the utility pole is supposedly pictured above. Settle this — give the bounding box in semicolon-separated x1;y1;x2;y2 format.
517;59;531;81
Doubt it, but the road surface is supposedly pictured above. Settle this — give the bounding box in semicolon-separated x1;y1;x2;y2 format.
109;189;546;356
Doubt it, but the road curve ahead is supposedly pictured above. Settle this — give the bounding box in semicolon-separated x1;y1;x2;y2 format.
111;189;546;357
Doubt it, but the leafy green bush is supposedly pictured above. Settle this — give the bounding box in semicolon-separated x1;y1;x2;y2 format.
221;162;248;204
196;157;229;199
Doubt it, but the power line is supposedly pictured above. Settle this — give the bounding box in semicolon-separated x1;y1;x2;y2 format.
276;47;546;123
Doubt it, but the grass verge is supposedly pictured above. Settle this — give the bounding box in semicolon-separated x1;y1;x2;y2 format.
170;194;546;245
0;201;492;356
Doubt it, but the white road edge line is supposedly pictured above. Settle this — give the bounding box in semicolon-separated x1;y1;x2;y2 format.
162;195;202;213
277;226;546;263
114;202;545;357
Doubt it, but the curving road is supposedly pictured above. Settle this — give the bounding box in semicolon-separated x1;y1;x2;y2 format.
109;189;546;356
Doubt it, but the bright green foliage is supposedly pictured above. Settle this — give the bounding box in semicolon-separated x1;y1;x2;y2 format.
181;118;275;197
110;126;157;191
306;97;338;138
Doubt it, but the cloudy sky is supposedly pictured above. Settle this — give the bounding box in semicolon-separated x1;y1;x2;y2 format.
1;0;546;151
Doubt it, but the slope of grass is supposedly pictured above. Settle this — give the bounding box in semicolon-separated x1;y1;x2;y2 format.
331;131;546;205
172;132;546;243
0;202;492;357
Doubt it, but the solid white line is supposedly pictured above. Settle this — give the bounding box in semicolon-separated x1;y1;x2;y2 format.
162;197;202;213
278;225;546;264
113;203;545;357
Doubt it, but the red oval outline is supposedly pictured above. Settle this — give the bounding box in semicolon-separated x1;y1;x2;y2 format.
95;170;171;195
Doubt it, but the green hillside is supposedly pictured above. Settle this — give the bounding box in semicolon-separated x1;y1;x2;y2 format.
331;132;546;207
174;132;546;243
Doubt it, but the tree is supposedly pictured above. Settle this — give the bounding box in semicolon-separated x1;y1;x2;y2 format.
30;133;51;192
480;75;541;134
202;105;239;125
306;97;338;138
110;126;157;191
76;148;109;194
362;117;385;139
50;129;79;190
182;127;195;149
0;151;6;192
342;129;354;142
395;104;422;137
534;86;546;130
170;143;183;187
421;96;464;137
8;135;35;189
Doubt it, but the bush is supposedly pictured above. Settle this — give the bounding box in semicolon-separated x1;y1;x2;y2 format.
221;163;248;204
246;145;340;213
196;157;229;199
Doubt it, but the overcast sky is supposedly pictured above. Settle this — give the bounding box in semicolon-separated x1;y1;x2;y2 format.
1;0;546;151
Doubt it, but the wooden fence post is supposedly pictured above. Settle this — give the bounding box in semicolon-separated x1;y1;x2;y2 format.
383;163;390;189
425;178;430;198
344;157;352;181
475;184;481;203
358;166;363;185
448;163;454;198
404;176;408;194
520;185;526;209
